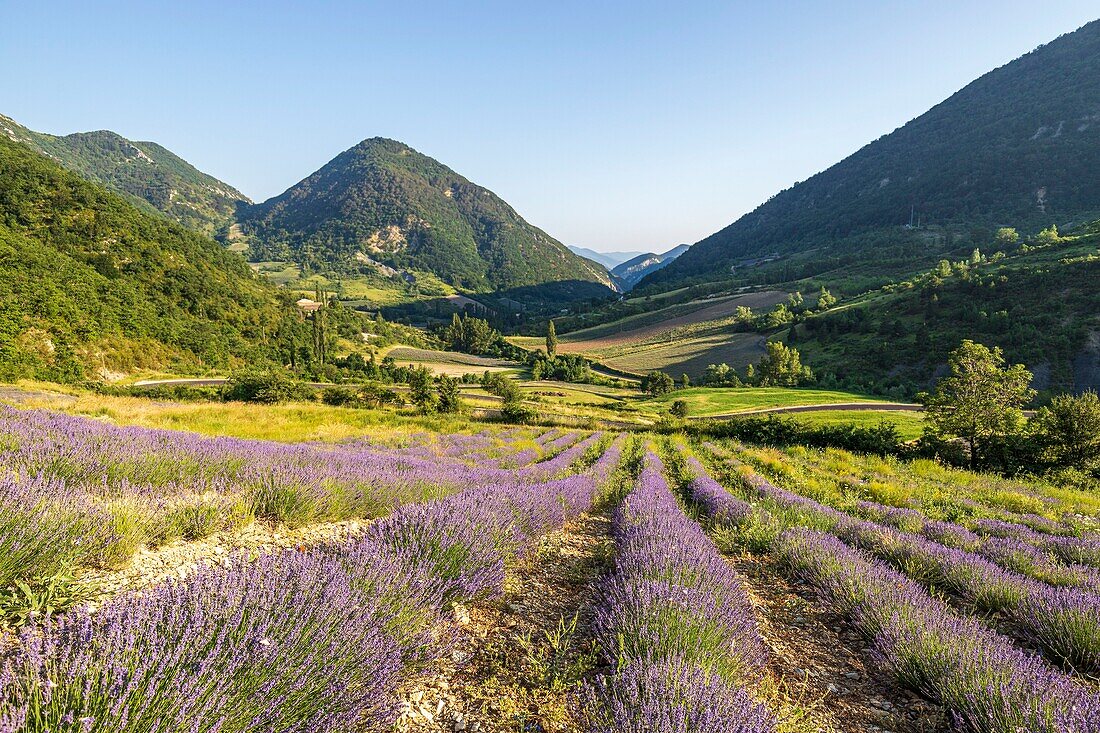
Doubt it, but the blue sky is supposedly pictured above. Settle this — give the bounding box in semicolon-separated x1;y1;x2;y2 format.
2;1;1097;252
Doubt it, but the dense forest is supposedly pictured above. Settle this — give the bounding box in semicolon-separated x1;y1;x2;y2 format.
0;114;249;235
0;135;297;381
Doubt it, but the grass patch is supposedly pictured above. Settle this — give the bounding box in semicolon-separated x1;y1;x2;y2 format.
639;387;889;416
784;409;925;440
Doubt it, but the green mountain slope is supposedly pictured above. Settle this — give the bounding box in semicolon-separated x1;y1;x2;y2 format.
0;113;249;235
238;137;615;302
0;135;288;381
791;222;1100;397
647;19;1100;290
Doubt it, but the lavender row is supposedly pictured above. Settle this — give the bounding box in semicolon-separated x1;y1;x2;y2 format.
0;407;555;495
0;409;590;588
0;437;624;732
853;501;1100;587
973;517;1100;570
737;470;1100;675
584;452;775;733
712;440;1096;546
776;528;1099;733
683;454;1099;732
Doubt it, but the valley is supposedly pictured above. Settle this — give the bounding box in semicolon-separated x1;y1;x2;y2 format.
3;8;1100;733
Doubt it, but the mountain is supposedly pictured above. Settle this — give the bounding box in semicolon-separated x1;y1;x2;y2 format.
0;113;249;236
611;244;691;289
567;245;647;269
0;135;288;382
646;19;1100;290
238;138;615;303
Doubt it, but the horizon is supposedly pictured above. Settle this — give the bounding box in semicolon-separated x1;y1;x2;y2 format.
2;2;1097;253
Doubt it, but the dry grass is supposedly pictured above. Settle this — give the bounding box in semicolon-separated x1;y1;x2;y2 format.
3;391;475;443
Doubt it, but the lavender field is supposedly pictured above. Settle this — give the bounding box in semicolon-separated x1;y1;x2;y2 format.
0;403;1098;732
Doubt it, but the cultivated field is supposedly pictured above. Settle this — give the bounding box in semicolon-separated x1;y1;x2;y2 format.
384;346;521;376
511;290;788;377
1;392;1096;732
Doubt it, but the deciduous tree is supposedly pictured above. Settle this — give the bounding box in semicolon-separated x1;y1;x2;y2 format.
919;340;1034;468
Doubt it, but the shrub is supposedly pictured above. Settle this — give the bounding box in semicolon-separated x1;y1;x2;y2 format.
690;415;904;457
249;480;318;528
222;368;309;404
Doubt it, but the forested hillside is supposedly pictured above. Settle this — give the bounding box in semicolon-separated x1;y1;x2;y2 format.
0;114;249;235
648;19;1100;289
792;221;1100;397
0;136;290;381
238;137;615;302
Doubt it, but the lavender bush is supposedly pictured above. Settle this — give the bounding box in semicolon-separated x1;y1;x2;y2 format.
583;658;774;733
585;452;775;733
0;435;625;731
776;528;1100;733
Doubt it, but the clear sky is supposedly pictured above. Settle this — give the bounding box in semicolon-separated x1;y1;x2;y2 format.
2;2;1097;252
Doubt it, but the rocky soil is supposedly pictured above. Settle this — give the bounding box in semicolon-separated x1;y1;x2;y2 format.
728;552;951;733
77;518;369;611
395;512;613;733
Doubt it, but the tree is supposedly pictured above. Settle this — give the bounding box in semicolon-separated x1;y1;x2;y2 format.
407;366;437;413
680;373;691;389
1031;391;1100;470
443;313;499;355
669;399;689;419
1035;225;1061;246
702;363;739;387
816;287;837;311
919;340;1034;469
995;227;1020;247
641;371;675;396
764;304;794;329
546;319;558;358
970;248;982;265
497;378;534;422
437;374;463;413
753;342;813;387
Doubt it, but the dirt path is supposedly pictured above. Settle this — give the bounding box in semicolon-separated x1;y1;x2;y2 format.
396;512;613;733
728;552;950;733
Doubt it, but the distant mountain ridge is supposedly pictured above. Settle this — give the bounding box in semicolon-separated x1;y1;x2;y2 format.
0;114;249;236
647;19;1100;289
567;245;647;269
238;137;615;303
612;244;690;289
